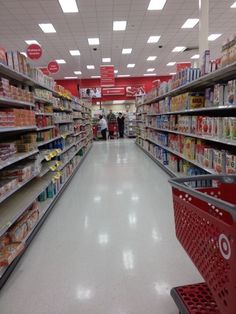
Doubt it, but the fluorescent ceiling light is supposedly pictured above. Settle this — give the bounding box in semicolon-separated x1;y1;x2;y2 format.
172;46;186;52
181;18;199;29
20;52;27;57
102;58;111;62
64;76;78;79
191;54;200;59
87;65;95;69
148;0;167;10
25;40;40;45
144;73;157;76
127;64;135;68
167;62;176;66
208;34;222;41
70;50;80;56
169;72;176;75
147;68;155;72
118;74;130;77
114;70;118;73
88;38;100;45
91;76;101;78
231;1;236;8
122;48;132;54
39;23;56;33
74;71;82;75
58;0;78;13
147;36;161;43
147;56;157;61
56;59;66;64
113;21;127;31
113;100;125;104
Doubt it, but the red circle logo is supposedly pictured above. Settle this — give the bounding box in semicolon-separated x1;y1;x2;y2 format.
48;61;60;74
27;44;42;60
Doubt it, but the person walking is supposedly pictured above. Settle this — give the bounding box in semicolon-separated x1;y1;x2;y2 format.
98;115;108;140
117;112;125;138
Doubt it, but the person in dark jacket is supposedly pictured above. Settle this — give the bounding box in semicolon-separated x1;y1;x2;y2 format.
117;112;125;138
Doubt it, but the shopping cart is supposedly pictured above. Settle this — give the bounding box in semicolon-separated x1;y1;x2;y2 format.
169;175;236;314
108;121;118;139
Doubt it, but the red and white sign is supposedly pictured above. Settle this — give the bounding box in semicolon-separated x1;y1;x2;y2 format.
40;67;50;76
102;87;125;96
100;65;115;87
27;44;42;60
126;86;145;97
48;61;59;74
176;62;191;72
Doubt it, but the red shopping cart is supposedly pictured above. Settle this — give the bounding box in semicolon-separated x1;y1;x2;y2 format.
169;175;236;314
108;121;118;139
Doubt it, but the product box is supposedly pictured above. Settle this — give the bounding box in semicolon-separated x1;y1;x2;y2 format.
203;148;214;169
226;153;236;174
213;84;225;106
188;94;205;109
205;87;214;107
213;150;226;174
202;117;214;136
0;242;24;267
229;117;236;140
0;48;7;64
224;80;236;106
223;117;231;139
212;117;223;138
183;137;195;160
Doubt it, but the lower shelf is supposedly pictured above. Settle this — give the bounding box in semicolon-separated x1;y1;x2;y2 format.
136;142;177;178
0;144;93;289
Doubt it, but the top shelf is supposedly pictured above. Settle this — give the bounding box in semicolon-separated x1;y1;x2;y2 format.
141;61;236;106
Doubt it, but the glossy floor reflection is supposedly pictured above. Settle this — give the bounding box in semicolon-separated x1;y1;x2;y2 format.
0;140;202;314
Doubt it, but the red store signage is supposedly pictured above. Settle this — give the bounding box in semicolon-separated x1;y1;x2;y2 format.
102;87;125;96
27;44;42;60
40;67;50;76
100;65;115;87
176;62;191;72
48;61;60;74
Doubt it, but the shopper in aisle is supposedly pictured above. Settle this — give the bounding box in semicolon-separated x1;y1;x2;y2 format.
98;115;107;140
117;112;125;138
107;110;116;138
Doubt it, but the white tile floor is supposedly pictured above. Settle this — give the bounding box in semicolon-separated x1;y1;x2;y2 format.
0;139;202;314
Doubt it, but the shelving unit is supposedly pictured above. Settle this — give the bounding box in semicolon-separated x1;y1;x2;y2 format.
124;113;137;138
0;61;93;288
136;61;236;178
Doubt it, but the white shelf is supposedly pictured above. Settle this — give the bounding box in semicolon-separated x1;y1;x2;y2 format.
58;144;85;171
146;137;216;174
37;136;61;147
0;172;39;204
34;96;53;104
0;126;36;133
35;112;53;116
0;149;39;170
140;61;236;106
0;97;35;108
36;125;54;131
73;131;86;137
57;143;74;156
0;172;53;237
53;106;72;113
147;125;236;147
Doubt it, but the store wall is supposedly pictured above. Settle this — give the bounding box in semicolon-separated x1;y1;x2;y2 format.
56;75;170;100
92;103;136;115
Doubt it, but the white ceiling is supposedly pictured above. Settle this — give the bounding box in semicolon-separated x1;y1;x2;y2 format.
0;0;236;79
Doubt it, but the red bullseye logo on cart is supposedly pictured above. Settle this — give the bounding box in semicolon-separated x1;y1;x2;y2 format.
219;234;231;260
48;61;60;74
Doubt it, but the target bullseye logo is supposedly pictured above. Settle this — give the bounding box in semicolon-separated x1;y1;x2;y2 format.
219;234;231;260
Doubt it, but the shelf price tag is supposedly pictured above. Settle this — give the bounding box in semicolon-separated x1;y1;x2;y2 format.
60;106;65;111
61;134;67;139
45;155;51;161
55;149;62;154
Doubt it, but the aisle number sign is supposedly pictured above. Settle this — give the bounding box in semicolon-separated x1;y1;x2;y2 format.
48;60;60;74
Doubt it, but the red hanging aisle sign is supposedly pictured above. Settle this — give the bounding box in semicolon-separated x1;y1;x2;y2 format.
48;61;59;74
100;65;115;87
27;44;42;60
40;67;50;76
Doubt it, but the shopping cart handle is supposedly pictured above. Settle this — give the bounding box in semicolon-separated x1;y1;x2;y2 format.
169;175;236;220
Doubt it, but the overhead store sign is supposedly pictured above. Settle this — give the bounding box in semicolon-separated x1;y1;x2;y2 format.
176;62;191;72
40;67;50;75
27;44;42;60
102;87;125;96
126;86;145;97
100;65;115;87
48;60;60;74
80;87;101;98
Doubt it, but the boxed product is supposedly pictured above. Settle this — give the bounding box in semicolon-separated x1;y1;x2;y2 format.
213;150;226;174
205;87;214;107
226;153;236;174
183;137;195;160
0;242;24;267
0;142;17;161
223;117;231;139
229;117;236;140
212;117;223;139
213;84;225;106
203;148;214;169
224;80;236;106
0;178;18;197
202;117;214;137
0;162;34;182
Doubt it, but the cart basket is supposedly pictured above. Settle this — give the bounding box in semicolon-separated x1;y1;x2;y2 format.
169;175;236;314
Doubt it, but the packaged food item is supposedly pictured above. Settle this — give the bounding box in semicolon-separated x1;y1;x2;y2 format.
203;148;214;169
0;242;24;267
229;117;236;140
223;117;231;139
224;80;236;106
226;153;236;174
213;84;225;106
212;117;223;139
183;137;195;160
205;87;214;107
8;219;28;242
213;150;226;174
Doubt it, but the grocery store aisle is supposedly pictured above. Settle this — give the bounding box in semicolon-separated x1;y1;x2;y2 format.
0;139;201;314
